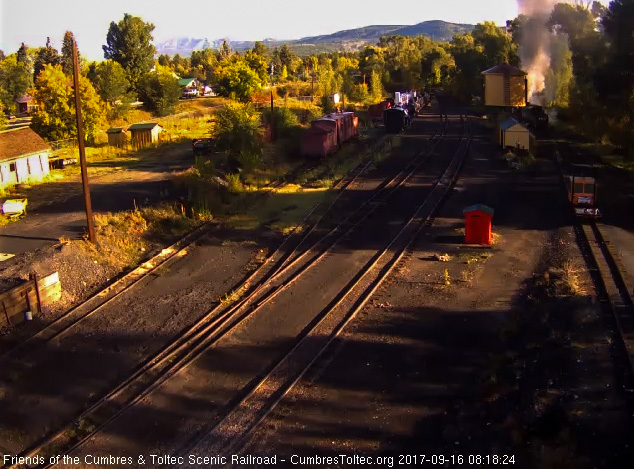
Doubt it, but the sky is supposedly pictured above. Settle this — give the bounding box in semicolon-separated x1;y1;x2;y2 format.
0;0;611;61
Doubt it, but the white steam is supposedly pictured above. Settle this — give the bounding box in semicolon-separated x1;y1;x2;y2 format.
516;0;557;104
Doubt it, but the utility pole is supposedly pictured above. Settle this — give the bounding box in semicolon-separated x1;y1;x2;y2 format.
269;62;275;142
72;36;96;243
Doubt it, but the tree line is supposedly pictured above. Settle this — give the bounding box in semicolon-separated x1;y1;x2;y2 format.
0;1;632;153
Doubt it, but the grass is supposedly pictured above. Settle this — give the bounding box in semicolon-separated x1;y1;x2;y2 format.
545;261;586;297
73;204;210;271
219;284;248;306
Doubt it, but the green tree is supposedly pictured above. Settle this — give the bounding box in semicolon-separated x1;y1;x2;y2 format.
61;31;76;76
369;69;384;102
545;34;573;107
599;0;634;151
472;21;518;66
137;65;181;116
244;49;268;82
219;40;232;60
157;54;171;67
34;37;60;80
89;59;132;118
215;59;262;102
252;41;269;58
261;106;299;139
16;43;28;65
103;13;156;92
212;101;262;172
549;3;604;80
450;33;488;99
279;44;294;72
0;56;32;111
31;64;103;142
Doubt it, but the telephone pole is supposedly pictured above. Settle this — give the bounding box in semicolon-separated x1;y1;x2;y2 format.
72;36;96;243
269;62;275;142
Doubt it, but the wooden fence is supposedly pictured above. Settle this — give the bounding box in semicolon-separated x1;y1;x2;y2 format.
0;272;62;328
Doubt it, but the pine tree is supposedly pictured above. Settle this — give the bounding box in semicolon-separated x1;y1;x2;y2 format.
34;37;60;79
61;31;75;76
16;43;28;64
219;40;231;60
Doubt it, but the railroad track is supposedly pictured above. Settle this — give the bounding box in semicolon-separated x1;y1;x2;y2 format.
0;130;389;366
6;115;447;468
180;117;471;463
554;147;634;391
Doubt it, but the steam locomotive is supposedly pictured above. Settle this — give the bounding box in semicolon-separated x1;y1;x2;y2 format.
519;104;549;130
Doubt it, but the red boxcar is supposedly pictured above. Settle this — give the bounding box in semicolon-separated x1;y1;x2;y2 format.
368;101;391;122
326;112;358;144
300;125;338;158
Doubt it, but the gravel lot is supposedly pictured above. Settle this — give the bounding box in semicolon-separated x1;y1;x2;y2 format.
239;118;634;469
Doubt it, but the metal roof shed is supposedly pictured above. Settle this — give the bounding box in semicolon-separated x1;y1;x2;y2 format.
499;118;530;151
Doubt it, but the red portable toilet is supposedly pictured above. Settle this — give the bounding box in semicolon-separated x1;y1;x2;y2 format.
463;204;494;245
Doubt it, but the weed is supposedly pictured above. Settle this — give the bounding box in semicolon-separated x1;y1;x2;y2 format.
219;286;247;305
226;173;243;194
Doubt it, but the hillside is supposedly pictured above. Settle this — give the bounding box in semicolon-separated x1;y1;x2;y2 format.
154;20;474;57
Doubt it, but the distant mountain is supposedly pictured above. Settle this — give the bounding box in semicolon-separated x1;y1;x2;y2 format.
297;20;473;44
154;20;474;57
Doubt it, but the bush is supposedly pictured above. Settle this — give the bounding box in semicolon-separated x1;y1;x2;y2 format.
212;101;262;172
251;87;279;103
261;106;300;139
226;173;243;193
320;96;336;114
349;84;369;103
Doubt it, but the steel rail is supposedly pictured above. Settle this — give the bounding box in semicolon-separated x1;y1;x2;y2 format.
554;145;634;390
14;115;445;469
179;117;471;461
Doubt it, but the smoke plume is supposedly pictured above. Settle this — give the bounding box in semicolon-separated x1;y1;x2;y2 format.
516;0;557;104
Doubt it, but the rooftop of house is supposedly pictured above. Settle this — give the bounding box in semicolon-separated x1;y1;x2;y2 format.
0;127;50;163
15;95;34;104
178;78;196;87
127;123;162;131
482;63;527;76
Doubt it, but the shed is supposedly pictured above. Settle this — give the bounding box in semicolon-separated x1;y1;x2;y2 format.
463;204;494;245
482;64;527;107
106;127;127;147
499;118;530;151
15;95;39;116
0;127;51;187
128;123;163;148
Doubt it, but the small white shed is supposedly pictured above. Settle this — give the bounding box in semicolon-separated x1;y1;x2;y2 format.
499;118;530;151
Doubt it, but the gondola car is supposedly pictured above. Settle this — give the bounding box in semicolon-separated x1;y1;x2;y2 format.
565;174;601;218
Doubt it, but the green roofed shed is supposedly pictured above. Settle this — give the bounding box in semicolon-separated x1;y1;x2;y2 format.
106;127;127;147
128;123;163;148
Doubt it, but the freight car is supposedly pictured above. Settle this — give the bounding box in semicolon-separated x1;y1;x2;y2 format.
565;173;601;218
300;111;359;158
368;100;392;124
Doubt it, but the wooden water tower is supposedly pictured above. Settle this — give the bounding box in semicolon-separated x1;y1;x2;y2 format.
481;64;528;107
